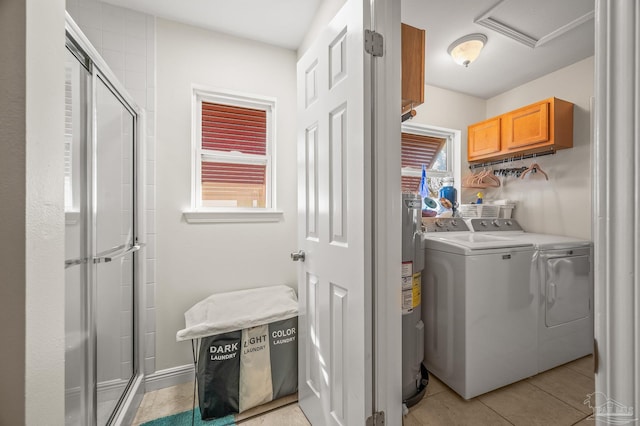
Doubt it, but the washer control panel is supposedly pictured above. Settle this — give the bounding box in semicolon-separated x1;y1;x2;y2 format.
422;217;471;233
468;218;523;232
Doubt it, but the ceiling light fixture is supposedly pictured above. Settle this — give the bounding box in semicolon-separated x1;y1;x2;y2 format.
447;34;487;67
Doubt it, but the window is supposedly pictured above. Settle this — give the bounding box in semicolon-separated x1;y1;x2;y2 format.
187;88;282;223
401;122;456;198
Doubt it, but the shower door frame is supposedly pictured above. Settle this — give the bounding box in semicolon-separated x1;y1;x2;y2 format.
65;14;146;426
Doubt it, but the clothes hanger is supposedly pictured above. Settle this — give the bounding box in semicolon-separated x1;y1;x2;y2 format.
520;161;549;180
484;166;501;187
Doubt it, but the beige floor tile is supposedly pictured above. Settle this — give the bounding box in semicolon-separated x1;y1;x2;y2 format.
405;373;450;412
425;374;448;397
565;355;595;379
132;381;197;425
527;366;595;414
478;380;585;426
403;412;422;426
571;415;595;425
131;389;158;424
238;403;310;426
410;388;512;426
236;393;299;422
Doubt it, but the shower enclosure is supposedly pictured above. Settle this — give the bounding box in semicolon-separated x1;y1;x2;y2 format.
64;17;146;425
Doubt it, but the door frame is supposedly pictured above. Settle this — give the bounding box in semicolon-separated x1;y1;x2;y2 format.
593;0;640;421
370;0;403;422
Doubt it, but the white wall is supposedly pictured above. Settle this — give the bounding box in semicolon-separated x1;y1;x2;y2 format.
0;0;65;423
479;57;594;238
26;0;66;417
410;84;487;192
155;19;298;369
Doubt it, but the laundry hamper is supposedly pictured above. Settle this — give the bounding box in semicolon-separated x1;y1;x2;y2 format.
176;285;299;420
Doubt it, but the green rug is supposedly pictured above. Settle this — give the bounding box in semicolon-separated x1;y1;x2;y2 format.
140;409;235;426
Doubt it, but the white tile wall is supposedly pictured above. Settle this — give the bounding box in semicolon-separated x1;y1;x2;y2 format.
67;0;157;375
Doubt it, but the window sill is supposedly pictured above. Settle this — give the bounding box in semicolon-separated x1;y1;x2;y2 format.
183;209;284;224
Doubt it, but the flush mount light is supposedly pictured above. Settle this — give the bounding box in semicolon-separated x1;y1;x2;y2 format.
447;34;488;67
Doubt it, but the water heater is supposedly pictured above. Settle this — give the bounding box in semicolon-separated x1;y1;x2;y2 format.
400;193;428;408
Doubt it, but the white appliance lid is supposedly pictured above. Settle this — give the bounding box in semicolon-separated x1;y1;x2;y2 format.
423;233;533;253
509;233;592;249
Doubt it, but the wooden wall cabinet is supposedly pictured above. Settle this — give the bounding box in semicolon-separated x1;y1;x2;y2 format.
468;117;501;160
401;23;425;113
467;97;574;162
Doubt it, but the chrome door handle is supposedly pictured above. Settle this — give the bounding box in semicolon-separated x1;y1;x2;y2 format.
291;250;306;262
94;243;145;264
65;258;87;269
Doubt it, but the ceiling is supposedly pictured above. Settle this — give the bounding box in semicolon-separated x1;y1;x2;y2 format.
102;0;322;50
103;0;595;99
401;0;595;99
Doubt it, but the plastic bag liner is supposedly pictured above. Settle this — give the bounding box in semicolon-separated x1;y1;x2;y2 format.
176;285;298;342
177;285;298;420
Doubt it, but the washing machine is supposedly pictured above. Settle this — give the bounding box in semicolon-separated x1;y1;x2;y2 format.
467;218;594;373
421;218;537;400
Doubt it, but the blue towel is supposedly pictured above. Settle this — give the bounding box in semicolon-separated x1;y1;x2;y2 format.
419;164;429;198
140;409;235;426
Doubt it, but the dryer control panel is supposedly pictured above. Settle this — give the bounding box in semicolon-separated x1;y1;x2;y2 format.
468;218;524;232
422;217;471;233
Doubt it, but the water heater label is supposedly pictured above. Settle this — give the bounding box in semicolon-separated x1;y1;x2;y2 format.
402;269;421;314
412;272;421;308
402;261;412;278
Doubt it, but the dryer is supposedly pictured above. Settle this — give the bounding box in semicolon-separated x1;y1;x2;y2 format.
421;218;537;399
467;218;594;373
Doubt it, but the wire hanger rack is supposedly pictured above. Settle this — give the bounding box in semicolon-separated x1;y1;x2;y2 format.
468;150;555;170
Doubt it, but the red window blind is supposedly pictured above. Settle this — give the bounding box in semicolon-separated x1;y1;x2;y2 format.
201;162;266;185
401;132;446;195
200;101;269;208
202;102;266;155
401;132;445;169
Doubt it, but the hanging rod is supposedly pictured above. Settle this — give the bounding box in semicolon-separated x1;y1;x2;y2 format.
468;149;556;170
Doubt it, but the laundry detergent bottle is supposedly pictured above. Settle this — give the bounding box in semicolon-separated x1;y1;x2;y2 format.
438;177;457;214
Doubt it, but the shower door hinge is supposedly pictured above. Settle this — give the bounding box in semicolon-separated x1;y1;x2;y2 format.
365;30;384;57
366;411;385;426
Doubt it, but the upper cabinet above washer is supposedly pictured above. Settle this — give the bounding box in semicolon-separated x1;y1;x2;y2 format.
468;116;502;160
468;97;574;163
401;23;425;114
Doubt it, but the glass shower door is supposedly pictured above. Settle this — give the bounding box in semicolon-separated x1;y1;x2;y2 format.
64;40;140;426
64;47;90;426
93;73;137;425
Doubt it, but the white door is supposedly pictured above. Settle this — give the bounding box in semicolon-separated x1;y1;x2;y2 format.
295;0;373;424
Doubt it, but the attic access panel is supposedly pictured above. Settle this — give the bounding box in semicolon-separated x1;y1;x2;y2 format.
475;0;594;48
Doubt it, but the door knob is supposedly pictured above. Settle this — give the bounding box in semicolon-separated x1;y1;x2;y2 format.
291;250;306;262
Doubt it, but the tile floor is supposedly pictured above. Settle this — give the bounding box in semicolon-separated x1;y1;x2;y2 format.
132;355;595;426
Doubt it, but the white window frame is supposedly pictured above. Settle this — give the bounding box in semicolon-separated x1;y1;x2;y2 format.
400;122;462;192
184;86;283;223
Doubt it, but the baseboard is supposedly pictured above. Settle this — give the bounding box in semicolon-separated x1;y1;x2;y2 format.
144;364;195;392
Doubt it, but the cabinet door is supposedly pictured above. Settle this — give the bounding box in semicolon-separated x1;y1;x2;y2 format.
503;101;550;150
468;117;501;161
401;23;425;112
